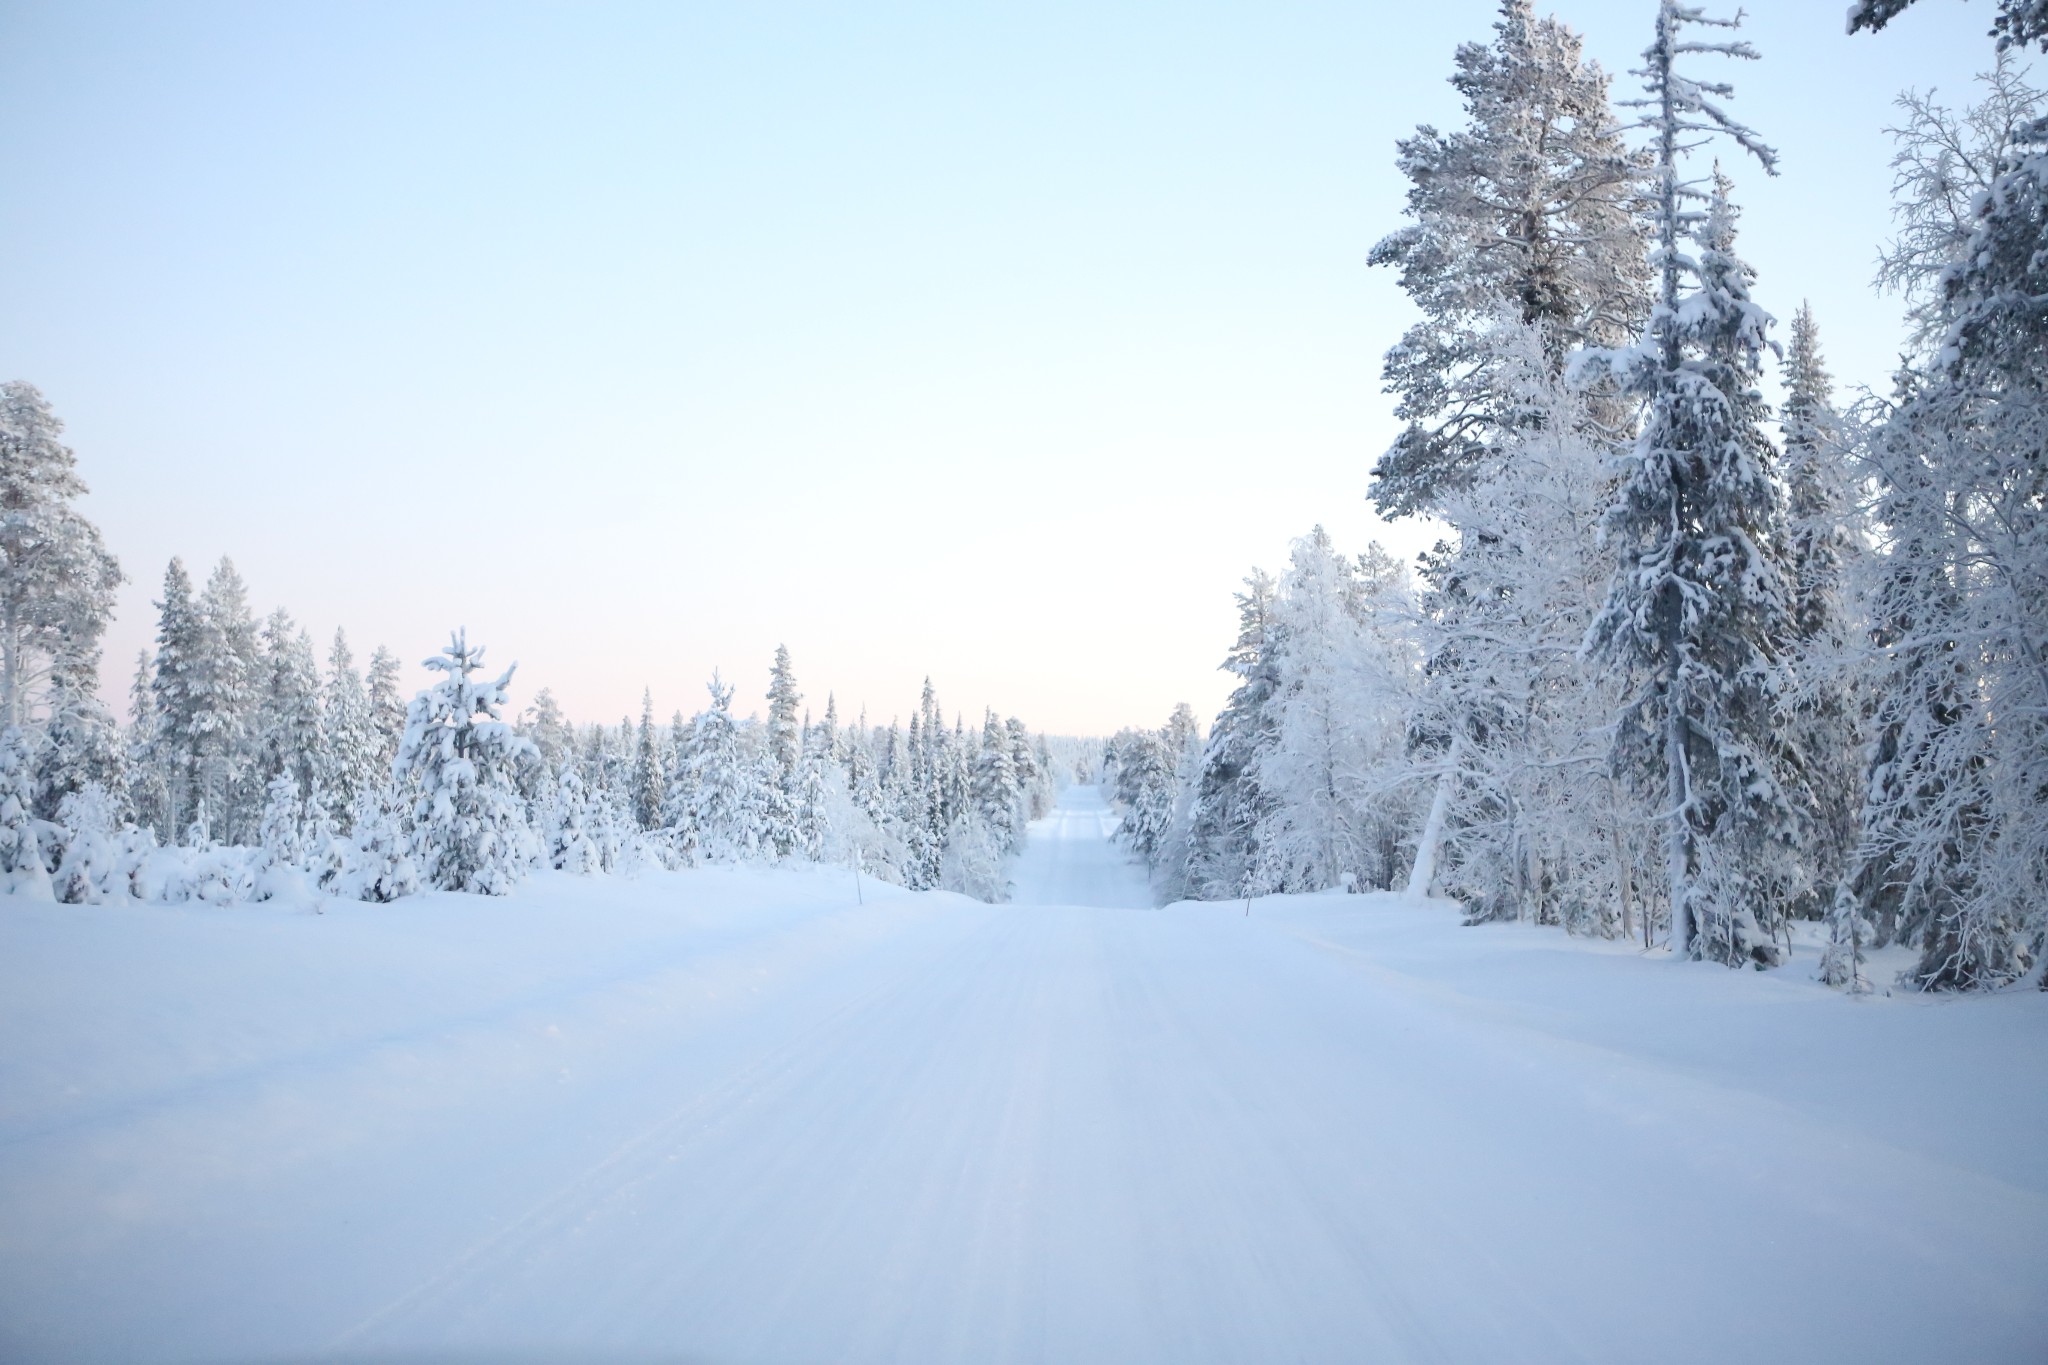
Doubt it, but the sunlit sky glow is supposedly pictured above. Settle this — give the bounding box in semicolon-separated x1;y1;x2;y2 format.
0;1;2002;734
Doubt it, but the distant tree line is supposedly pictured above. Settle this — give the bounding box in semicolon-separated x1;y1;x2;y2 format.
0;387;1053;906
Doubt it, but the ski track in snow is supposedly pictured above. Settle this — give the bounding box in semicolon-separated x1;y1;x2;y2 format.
1;787;2045;1364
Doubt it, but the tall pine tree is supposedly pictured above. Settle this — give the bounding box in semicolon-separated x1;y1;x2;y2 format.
1573;5;1797;966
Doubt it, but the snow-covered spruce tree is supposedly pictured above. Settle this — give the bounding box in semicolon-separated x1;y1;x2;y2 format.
1849;0;2048;52
318;630;379;826
520;687;573;782
766;645;803;796
0;725;51;897
758;750;800;861
1412;319;1649;935
970;709;1021;852
393;631;539;895
258;773;306;869
658;713;699;865
149;559;205;835
192;558;260;843
35;653;126;824
1108;725;1176;866
1775;305;1863;924
1839;115;2048;989
631;689;663;831
0;382;123;738
126;651;171;839
1106;704;1205;901
795;743;830;862
1369;0;1649;518
1571;6;1798;967
547;762;602;874
686;673;763;863
1006;716;1052;822
1183;569;1282;900
366;645;406;772
254;609;324;811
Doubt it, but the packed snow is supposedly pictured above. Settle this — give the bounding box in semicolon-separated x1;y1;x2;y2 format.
2;784;2043;1364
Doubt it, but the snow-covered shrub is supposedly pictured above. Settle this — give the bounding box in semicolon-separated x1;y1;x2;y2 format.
51;783;144;904
940;812;1009;903
335;783;419;903
258;774;305;868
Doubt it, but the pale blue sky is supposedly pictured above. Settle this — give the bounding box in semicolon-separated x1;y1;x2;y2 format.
0;1;2003;733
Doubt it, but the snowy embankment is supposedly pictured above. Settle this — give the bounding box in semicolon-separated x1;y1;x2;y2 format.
2;787;2044;1365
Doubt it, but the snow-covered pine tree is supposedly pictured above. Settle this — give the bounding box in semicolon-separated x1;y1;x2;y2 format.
0;725;51;897
816;693;839;762
1842;109;2048;988
193;558;260;843
795;744;829;862
255;609;324;810
1849;0;2048;52
632;689;663;831
1147;707;1207;904
520;687;573;779
1571;5;1797;966
766;645;803;797
149;559;205;836
548;762;602;874
1775;305;1863;923
0;382;123;736
258;773;306;869
970;709;1021;851
319;630;379;825
35;653;126;824
687;673;763;863
1183;569;1282;900
393;631;539;895
1368;0;1649;518
1109;725;1176;866
1005;716;1050;822
126;650;171;838
757;750;800;861
366;645;406;771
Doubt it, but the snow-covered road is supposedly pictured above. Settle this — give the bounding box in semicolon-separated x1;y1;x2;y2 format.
3;785;2045;1363
1008;783;1152;908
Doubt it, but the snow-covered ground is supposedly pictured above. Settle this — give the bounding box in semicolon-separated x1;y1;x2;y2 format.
2;787;2044;1364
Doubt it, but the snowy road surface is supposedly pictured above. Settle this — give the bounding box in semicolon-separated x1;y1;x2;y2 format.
3;786;2046;1364
1007;783;1152;908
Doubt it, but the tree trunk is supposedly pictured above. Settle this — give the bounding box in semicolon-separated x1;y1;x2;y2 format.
1664;691;1691;958
1406;762;1456;898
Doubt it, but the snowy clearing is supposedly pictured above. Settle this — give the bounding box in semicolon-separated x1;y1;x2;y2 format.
2;786;2044;1364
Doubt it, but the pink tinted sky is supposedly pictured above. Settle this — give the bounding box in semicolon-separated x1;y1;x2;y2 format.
0;0;1998;733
